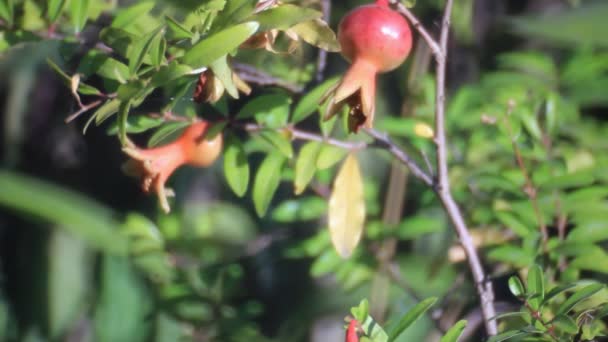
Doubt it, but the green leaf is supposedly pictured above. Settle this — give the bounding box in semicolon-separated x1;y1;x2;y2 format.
106;114;164;135
259;130;293;158
290;19;340;52
350;299;370;322
111;1;155;29
209;56;238;99
69;0;90;33
100;27;136;58
488;245;535;267
0;171;127;254
292;76;339;124
508;276;525;297
94;256;151;342
148;122;190;147
360;314;388;342
556;283;604;316
92;98;121;126
440;320;467;342
387;297;437;340
223;135;250;197
512;3;608;48
47;0;67;23
0;0;14;26
316;144;347;170
117;100;131;145
47;58;101;96
182;21;259;70
271;197;327;222
253;153;286;217
150;62;193;87
128;25;165;74
551;315;578;334
294;142;322;195
544;282;579;303
539;170;595;191
165;15;192;39
487;330;532;342
252;4;322;31
496;211;534;238
567;220;608;243
497;52;557;83
527;264;545;311
396;216;443;240
238;93;291;127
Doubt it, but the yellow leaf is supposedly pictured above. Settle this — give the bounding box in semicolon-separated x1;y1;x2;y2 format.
328;153;366;258
414;122;434;138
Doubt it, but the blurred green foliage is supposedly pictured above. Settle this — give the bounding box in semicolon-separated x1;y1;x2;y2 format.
1;0;607;341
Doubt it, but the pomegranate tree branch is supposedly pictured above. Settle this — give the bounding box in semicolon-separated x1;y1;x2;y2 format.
390;1;442;60
432;0;498;335
239;123;433;186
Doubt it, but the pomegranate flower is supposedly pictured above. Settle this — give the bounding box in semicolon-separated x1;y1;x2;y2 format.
323;0;412;133
122;120;223;213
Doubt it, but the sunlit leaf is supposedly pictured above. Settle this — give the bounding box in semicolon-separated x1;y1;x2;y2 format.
253;153;286;217
223;135;250;197
182;22;259;69
328;154;365;258
294;142;321;195
440;320;467;342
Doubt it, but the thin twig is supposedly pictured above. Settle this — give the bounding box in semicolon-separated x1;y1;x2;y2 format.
503;101;548;249
64;99;103;123
391;1;442;61
365;128;433;186
232;62;304;93
429;0;498;335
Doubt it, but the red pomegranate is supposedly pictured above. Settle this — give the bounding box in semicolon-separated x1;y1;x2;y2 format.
324;0;412;132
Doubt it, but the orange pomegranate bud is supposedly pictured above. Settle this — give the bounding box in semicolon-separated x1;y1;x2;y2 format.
324;0;412;133
122;120;223;213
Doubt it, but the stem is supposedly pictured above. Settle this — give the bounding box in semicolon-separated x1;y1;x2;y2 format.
431;0;498;335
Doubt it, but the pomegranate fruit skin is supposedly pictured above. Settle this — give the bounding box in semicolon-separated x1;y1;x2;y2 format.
338;4;412;72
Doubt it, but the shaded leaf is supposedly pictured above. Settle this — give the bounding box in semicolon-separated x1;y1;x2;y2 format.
527;264;544;311
294;142;321;195
253;153;286;217
387;297;437;340
556;283;604;316
0;171;127;254
223;135;250;197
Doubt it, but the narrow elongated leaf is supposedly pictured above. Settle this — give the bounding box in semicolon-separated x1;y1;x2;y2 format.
292;76;339;123
527;264;545;311
291;19;340;52
223;135;249;197
259;130;293;158
387;297;437;340
129;26;165;74
440;320;467;342
0;0;14;26
294;142;321;195
328;154;365;258
47;0;67;23
556;283;604;316
0;171;127;254
487;330;531;342
165;15;192;39
508;276;525;297
182;22;259;69
252;4;322;31
316;144;347;170
111;1;155;29
69;0;90;33
253;153;286;217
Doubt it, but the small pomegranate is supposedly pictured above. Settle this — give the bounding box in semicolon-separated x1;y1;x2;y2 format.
345;319;360;342
324;0;412;132
123;120;223;213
